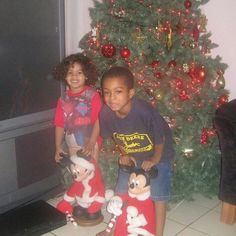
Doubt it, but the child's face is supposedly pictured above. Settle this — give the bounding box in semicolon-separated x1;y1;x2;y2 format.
65;63;86;93
102;77;135;117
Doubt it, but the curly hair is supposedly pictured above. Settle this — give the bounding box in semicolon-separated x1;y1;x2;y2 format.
53;53;98;86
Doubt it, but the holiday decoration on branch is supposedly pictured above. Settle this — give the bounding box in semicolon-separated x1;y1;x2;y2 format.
91;24;101;47
218;94;229;107
192;24;200;42
120;47;131;59
101;43;116;58
184;0;192;9
215;71;226;89
188;64;206;84
165;25;173;51
132;28;146;43
79;0;229;201
151;60;160;68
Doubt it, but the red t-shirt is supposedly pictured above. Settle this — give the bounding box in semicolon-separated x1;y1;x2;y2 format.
54;86;102;146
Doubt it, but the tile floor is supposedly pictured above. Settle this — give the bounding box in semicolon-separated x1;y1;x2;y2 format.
44;193;236;236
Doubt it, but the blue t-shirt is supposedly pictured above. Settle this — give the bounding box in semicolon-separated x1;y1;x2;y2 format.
99;97;175;167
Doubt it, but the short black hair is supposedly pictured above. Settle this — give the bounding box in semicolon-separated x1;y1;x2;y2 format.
101;66;134;89
52;53;98;86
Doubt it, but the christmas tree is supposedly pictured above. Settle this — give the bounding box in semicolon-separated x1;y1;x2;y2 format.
79;0;229;201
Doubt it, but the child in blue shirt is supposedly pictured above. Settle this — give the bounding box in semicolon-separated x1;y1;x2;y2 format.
99;66;175;236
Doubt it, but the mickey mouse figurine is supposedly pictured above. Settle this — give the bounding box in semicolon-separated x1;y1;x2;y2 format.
97;167;157;236
56;150;105;226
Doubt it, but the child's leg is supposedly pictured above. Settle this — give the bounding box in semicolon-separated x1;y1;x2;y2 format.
151;162;172;236
155;201;167;236
114;168;129;194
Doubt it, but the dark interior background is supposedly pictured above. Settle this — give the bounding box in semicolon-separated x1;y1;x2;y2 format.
0;0;63;121
0;0;65;213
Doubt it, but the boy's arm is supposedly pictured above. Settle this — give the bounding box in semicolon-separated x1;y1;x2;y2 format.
82;119;100;159
82;92;102;159
141;143;164;171
55;126;65;162
151;143;164;164
90;119;100;145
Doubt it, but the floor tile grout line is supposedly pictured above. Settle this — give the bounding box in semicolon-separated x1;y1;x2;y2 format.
168;199;185;212
175;225;211;236
190;201;221;211
187;226;212;236
174;207;216;236
167;199;186;218
167;198;219;216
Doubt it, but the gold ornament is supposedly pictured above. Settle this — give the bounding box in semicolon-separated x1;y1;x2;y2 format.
156;20;164;33
189;40;197;49
132;28;146;43
165;26;172;51
216;74;225;89
154;90;164;100
199;15;207;32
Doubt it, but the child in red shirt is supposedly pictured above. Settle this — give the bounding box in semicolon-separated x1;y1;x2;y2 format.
53;53;102;162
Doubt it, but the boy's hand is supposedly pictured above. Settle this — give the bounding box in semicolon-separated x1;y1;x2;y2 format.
141;159;156;172
119;154;136;167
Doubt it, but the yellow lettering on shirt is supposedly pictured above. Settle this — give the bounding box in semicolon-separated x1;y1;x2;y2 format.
113;132;153;154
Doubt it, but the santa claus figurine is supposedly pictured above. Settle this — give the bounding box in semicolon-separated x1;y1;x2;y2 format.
57;150;105;226
97;167;158;236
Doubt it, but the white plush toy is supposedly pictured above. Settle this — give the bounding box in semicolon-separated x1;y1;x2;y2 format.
127;205;153;236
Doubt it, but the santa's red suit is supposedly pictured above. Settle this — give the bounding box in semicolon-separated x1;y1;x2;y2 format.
113;191;156;236
57;158;105;214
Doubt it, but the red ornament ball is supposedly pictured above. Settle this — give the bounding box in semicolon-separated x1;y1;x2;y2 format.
200;133;208;144
184;0;192;9
168;59;177;67
155;71;162;79
175;78;184;89
196;67;206;83
101;43;116;58
179;90;190;101
218;94;228;106
200;128;209;144
120;47;131;59
151;60;160;68
188;66;206;84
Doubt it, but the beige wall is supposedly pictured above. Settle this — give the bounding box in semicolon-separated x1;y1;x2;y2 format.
65;0;236;100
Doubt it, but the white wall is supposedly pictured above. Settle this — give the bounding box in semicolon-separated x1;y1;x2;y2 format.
65;0;94;54
65;0;236;100
203;0;236;100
